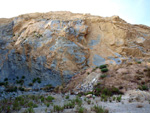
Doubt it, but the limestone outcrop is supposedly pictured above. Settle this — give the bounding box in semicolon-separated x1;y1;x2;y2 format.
0;11;150;87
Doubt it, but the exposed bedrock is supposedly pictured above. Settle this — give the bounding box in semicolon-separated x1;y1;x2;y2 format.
0;11;150;87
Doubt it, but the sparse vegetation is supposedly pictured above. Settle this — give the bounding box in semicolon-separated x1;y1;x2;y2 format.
0;95;57;112
94;83;122;96
1;62;150;113
91;105;109;113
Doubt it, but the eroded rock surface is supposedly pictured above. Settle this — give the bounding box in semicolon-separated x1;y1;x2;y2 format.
0;11;150;87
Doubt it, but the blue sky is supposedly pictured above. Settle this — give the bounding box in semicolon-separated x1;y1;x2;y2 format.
0;0;150;26
111;0;150;26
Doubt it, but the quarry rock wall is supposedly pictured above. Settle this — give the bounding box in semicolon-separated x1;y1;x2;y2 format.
0;11;150;87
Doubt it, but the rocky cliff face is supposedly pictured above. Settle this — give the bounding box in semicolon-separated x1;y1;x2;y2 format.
0;11;150;87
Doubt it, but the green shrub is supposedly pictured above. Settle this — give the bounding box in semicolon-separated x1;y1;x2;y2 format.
41;97;45;102
102;88;112;96
94;87;101;96
20;99;25;106
18;87;25;91
16;79;24;85
75;96;82;106
137;61;141;64
78;93;82;97
37;79;41;83
84;98;87;101
4;81;8;87
116;95;122;102
101;68;108;73
53;105;64;112
7;106;11;112
32;78;36;83
70;99;76;105
46;103;50;107
28;83;33;86
92;68;97;72
112;96;116;101
46;96;54;102
77;106;85;113
101;94;108;102
65;95;69;99
16;96;24;101
87;99;91;104
0;82;5;86
100;74;107;79
22;76;25;79
104;96;108;102
64;102;75;109
4;78;8;81
84;91;93;95
139;85;148;91
99;65;107;69
46;84;52;87
24;107;35;113
93;85;122;96
32;77;41;83
27;101;38;108
5;86;17;92
13;100;21;110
